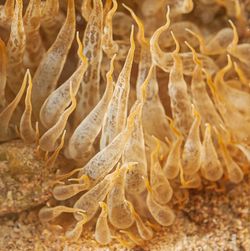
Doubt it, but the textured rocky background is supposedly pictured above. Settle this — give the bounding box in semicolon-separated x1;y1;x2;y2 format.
0;175;249;251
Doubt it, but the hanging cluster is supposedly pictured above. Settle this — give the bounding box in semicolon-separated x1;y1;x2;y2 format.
0;0;250;247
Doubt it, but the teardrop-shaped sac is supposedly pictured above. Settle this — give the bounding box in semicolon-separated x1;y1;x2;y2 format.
107;164;134;229
53;182;90;201
102;0;118;58
168;42;193;137
39;34;88;129
218;137;244;184
123;87;147;194
41;0;65;47
66;55;115;163
146;192;175;226
156;21;200;50
95;202;112;245
23;0;45;73
149;140;173;205
227;20;250;65
32;0;75;117
149;9;218;76
20;70;36;144
0;70;28;141
73;171;115;222
39;84;76;152
187;28;233;55
39;205;85;222
200;124;223;181
100;26;135;149
163;136;182;180
73;0;103;125
182;110;202;176
78;102;141;181
65;213;87;241
6;0;26;95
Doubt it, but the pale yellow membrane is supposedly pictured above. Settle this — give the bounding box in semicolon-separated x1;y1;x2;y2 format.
32;0;75;117
39;32;88;129
107;164;134;229
73;170;118;222
102;0;118;58
0;70;28;141
168;32;193;137
78;101;142;181
23;0;45;74
66;55;115;164
20;69;36;143
39;83;76;152
95;202;112;245
100;26;135;149
200;124;223;181
145;179;175;226
41;0;65;47
73;0;103;126
186;27;233;55
6;0;26;95
149;138;173;205
182;108;202;176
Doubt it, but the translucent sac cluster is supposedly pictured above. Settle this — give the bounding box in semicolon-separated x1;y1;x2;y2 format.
0;0;250;247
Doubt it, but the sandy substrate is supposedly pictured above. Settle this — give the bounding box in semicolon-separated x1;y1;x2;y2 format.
0;175;249;251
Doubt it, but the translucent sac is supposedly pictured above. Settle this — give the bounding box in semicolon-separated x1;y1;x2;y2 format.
163;119;183;180
146;180;175;226
65;212;87;241
73;0;103;125
227;20;250;65
217;134;244;184
95;202;112;245
23;0;45;74
20;70;36;144
123;4;172;141
102;0;118;58
187;28;233;55
168;33;193;137
186;42;224;128
107;164;134;229
39;84;76;152
100;26;135;149
39;205;85;222
66;55;115;164
32;0;75;117
200;124;223;181
149;138;173;205
41;0;65;47
127;201;153;241
73;170;117;222
78;102;142;181
123;104;147;194
52;175;90;201
150;8;218;76
0;70;27;141
39;33;88;129
6;0;26;95
182;108;202;176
